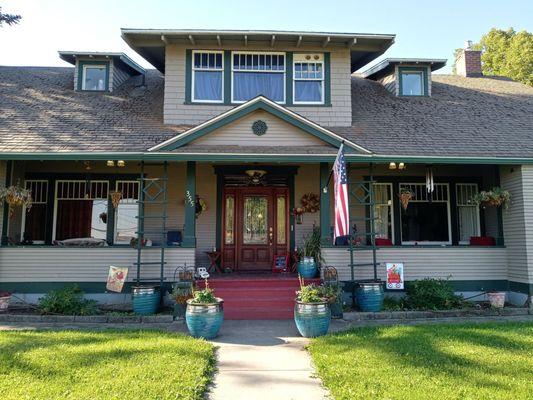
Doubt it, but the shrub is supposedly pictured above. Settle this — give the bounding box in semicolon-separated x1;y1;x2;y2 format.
404;278;464;310
38;285;98;315
382;296;406;311
190;280;218;304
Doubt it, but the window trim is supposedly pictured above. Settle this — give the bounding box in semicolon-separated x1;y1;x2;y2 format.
20;179;49;244
78;61;110;92
292;55;325;105
230;51;287;104
191;50;225;104
373;183;394;243
399;182;452;245
456;183;481;244
398;66;428;97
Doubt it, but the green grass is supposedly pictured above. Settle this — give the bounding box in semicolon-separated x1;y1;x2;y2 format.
309;322;533;400
0;330;215;400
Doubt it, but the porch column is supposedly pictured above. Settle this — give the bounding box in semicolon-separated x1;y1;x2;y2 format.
182;161;196;247
500;165;533;305
320;162;332;246
1;161;12;246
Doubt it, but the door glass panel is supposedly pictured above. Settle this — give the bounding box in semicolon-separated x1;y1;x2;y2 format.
243;196;268;244
225;195;234;245
276;196;286;244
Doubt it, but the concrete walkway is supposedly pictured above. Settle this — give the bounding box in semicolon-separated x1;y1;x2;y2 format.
209;320;330;400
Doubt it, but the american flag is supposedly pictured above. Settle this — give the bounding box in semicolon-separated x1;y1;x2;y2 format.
333;144;349;240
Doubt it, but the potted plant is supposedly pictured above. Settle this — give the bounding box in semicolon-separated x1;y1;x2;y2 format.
296;227;323;279
473;187;511;209
294;277;332;338
486;291;506;308
0;184;32;217
0;291;12;313
171;282;193;319
185;280;223;339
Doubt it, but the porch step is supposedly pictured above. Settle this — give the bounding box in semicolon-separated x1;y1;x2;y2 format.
195;276;321;320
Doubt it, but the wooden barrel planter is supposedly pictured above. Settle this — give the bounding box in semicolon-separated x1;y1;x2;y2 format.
132;286;160;315
185;298;224;339
356;282;384;312
297;257;317;279
294;300;331;338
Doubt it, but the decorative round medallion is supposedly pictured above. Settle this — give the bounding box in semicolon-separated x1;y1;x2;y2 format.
252;120;268;136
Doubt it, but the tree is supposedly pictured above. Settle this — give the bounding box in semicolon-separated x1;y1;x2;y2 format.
0;6;21;27
454;28;533;86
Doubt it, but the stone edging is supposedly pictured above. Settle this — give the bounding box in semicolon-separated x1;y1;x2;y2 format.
0;314;175;323
342;307;531;321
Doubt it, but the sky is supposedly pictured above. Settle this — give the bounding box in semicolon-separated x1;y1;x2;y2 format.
1;0;532;74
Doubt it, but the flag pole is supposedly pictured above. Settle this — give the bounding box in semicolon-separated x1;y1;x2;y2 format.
322;142;344;193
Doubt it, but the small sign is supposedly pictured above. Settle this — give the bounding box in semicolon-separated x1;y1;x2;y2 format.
106;266;128;293
386;263;404;290
272;254;289;273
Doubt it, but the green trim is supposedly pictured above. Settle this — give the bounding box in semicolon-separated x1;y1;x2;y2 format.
77;60;110;92
185;49;192;103
158;98;347;151
223;50;231;104
286;52;293;106
182;161;196;247
320;162;332;245
324;52;331;105
341;280;512;294
398;66;429;97
509;281;533;296
0;281;127;294
215;173;223;250
1;160;13;246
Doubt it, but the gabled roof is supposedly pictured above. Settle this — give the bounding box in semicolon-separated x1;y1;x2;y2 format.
121;28;395;73
148;96;371;154
58;51;146;76
362;58;447;80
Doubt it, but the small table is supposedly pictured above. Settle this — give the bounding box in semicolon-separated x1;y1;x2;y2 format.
206;251;222;274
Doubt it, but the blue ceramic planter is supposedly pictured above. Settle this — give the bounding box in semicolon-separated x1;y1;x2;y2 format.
356;282;384;312
294;301;331;338
185;299;224;339
297;259;317;279
132;286;160;315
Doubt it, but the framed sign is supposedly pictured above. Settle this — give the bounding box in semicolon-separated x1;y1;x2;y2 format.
386;263;404;290
272;254;289;273
106;266;128;293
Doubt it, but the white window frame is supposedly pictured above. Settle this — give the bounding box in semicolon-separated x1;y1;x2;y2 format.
231;51;286;104
52;180;109;241
373;183;394;243
399;182;452;245
81;64;107;91
400;70;425;96
293;54;325;105
456;183;481;244
191;50;224;103
20;179;49;244
114;180;140;244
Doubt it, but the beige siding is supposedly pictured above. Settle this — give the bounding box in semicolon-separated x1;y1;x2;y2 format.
195;163;217;266
378;72;396;95
109;59;131;91
323;247;508;282
501;165;533;284
192;110;326;147
164;44;352;127
294;164;320;246
0;247;195;282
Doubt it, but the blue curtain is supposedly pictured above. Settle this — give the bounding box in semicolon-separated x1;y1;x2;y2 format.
233;72;284;102
295;81;322;102
194;71;222;101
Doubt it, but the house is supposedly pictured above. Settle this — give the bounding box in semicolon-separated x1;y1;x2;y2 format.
0;30;532;311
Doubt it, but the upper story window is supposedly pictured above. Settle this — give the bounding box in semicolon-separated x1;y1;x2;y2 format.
232;52;285;103
293;54;324;104
82;64;107;91
399;68;426;96
192;51;224;103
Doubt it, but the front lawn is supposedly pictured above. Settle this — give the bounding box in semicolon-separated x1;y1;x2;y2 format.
0;330;214;400
309;322;533;400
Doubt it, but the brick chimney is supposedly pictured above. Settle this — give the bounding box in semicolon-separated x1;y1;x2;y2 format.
456;40;482;77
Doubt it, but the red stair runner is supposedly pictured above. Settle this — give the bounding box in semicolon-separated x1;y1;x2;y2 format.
196;276;321;320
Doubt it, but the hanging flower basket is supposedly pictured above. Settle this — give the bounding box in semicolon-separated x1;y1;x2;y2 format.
109;190;123;209
473;187;511;209
398;189;414;210
291;207;304;224
0;185;32;217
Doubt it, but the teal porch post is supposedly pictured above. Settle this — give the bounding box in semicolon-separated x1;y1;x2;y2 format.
182;161;196;247
320;162;332;246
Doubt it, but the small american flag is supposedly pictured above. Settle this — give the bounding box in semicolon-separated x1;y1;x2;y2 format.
333;144;349;240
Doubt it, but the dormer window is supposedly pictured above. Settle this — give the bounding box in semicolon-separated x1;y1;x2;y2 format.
293;54;324;104
399;68;426;96
82;64;108;91
192;51;224;102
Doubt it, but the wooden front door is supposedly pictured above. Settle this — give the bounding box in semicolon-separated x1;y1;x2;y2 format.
222;187;289;272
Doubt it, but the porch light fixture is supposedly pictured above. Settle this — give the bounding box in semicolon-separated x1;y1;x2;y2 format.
106;160;115;167
117;160;126;168
389;162;397;170
245;169;267;186
398;162;406;170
